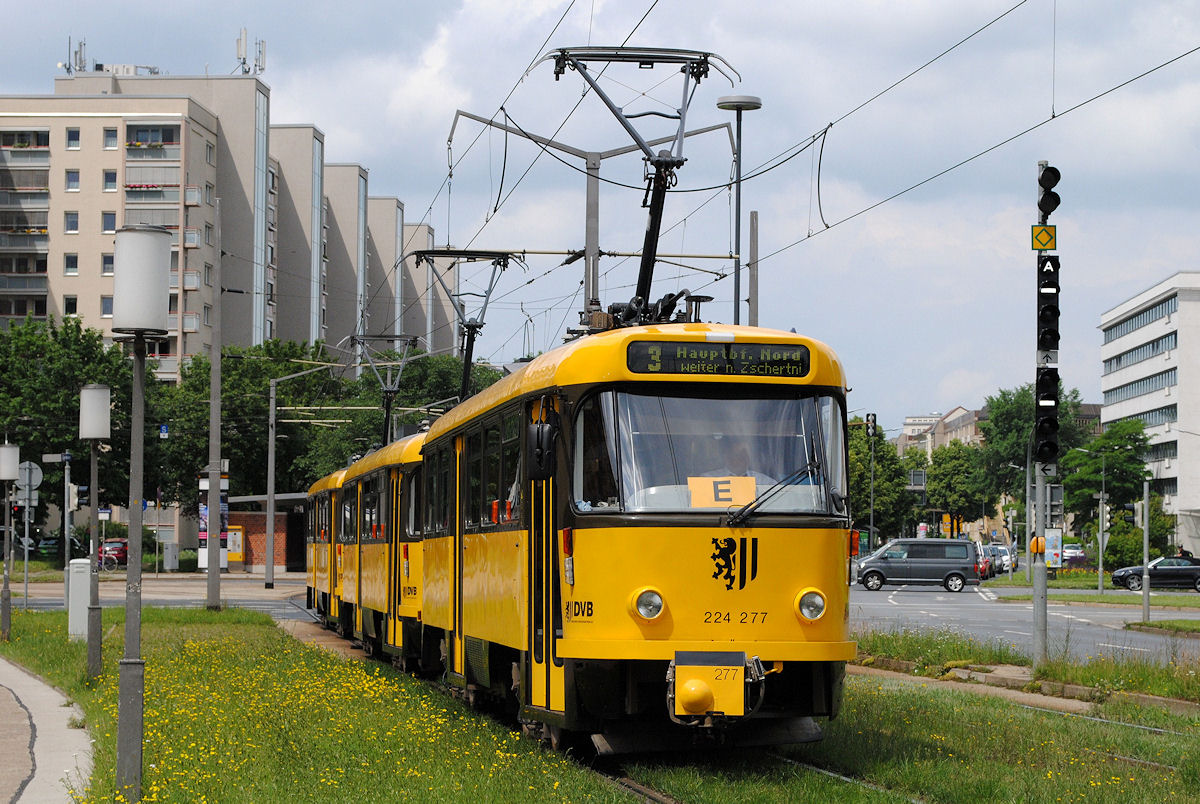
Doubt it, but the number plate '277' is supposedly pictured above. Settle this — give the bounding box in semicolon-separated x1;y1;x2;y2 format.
627;341;810;377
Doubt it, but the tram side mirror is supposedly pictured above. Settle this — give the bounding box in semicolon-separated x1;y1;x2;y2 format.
527;421;558;481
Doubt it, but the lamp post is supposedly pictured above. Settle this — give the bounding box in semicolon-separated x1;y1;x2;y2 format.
112;224;171;801
1;442;18;641
1073;447;1107;594
716;95;761;325
80;384;110;678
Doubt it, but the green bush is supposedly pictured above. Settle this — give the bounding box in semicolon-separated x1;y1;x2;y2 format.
1104;529;1160;570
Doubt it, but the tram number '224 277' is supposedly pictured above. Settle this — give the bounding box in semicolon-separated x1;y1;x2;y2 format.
703;611;768;624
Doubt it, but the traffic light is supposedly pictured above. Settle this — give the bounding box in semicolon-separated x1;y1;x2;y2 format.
1101;502;1110;531
68;483;80;511
1037;255;1060;351
1038;164;1061;223
1033;367;1059;462
1122;503;1136;526
866;413;877;438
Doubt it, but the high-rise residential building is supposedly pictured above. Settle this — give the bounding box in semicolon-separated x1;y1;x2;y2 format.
1100;272;1200;552
270;124;326;345
1;92;220;379
402;223;459;356
322;163;370;366
366;196;404;341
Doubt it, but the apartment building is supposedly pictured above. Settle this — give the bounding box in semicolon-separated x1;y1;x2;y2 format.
270;124;325;345
366;196;404;341
1;93;221;379
1100;272;1200;551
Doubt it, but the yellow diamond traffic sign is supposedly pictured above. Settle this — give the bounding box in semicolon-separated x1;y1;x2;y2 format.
1032;225;1056;251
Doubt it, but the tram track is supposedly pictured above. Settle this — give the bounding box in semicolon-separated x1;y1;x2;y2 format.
766;751;925;803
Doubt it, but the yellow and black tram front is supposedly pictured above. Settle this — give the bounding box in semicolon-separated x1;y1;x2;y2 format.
548;331;855;750
424;323;856;753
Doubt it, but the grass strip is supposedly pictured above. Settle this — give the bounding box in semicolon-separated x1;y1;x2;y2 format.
1000;592;1200;608
0;607;632;803
627;675;1199;803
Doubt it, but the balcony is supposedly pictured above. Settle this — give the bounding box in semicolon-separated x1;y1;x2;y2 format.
125;143;181;161
182;312;199;332
0;274;48;291
182;270;201;290
182;228;199;248
0;191;49;209
152;356;179;375
125;185;180;203
185;185;201;206
0;147;50;166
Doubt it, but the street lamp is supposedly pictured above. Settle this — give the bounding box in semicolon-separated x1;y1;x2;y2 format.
80;384;110;678
112;224;171;801
716;94;761;326
1;442;18;641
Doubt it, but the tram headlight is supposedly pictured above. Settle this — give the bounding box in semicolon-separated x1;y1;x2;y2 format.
795;589;827;621
632;588;665;620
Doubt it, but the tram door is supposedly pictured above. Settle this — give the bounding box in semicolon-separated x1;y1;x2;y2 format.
527;398;565;714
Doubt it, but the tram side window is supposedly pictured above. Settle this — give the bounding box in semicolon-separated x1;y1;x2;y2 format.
407;467;422;537
439;448;452;531
503;412;521;521
340;489;357;544
574;393;619;511
361;473;383;542
425;450;439;534
466;431;482;528
483;425;501;524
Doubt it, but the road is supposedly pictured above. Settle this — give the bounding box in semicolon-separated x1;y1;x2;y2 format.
11;572;316;622
849;582;1200;663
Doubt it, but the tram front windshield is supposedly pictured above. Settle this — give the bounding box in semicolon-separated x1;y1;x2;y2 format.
573;388;847;515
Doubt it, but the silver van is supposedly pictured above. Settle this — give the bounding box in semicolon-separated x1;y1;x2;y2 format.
857;538;981;592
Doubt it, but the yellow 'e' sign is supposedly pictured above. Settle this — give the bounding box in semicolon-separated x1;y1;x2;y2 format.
688;476;757;507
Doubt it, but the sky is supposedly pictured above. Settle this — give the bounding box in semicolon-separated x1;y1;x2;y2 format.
5;0;1200;436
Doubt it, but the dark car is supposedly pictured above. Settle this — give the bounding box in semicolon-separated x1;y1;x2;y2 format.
99;538;129;566
1111;556;1200;592
857;538;981;592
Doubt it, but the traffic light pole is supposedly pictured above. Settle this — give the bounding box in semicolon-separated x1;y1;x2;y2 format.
1033;464;1048;666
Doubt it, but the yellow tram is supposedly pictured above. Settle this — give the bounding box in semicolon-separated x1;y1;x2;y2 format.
307;321;855;752
306;468;347;622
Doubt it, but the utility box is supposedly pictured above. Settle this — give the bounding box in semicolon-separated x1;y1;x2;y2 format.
67;558;89;640
163;541;179;571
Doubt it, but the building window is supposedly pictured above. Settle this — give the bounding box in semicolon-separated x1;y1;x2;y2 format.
204;223;214;245
205;183;214;205
102;212;117;233
66;128;80;149
64;254;78;275
102;253;114;275
103;170;118;192
104;128;118;149
203;304;212;326
64;211;79;233
100;296;114;318
64;296;78;316
204;262;213;286
206;142;215;165
65;170;80;191
1103;296;1178;344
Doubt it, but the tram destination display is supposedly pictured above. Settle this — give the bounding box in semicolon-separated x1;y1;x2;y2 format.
627;341;810;377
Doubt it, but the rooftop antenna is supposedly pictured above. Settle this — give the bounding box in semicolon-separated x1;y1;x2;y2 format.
254;38;267;74
57;37;74;75
236;29;249;74
74;39;88;74
533;46;737;326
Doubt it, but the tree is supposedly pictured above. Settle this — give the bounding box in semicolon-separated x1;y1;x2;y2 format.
1059;418;1150;529
978;382;1088;512
926;441;992;536
847;418;909;544
0;317;133;520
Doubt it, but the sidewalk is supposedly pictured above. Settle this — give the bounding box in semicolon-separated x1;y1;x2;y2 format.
0;655;91;802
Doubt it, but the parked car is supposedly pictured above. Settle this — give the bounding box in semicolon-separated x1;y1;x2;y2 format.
991;544;1012;573
34;535;85;560
987;544;1004;576
1111;556;1200;592
99;538;129;566
975;543;992;579
1063;544;1085;561
858;538;981;592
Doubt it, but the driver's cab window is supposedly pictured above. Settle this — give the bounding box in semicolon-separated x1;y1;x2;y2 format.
574;392;619;511
883;543;908;560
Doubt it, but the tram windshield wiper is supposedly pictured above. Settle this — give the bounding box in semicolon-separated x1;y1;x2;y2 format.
726;459;820;527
